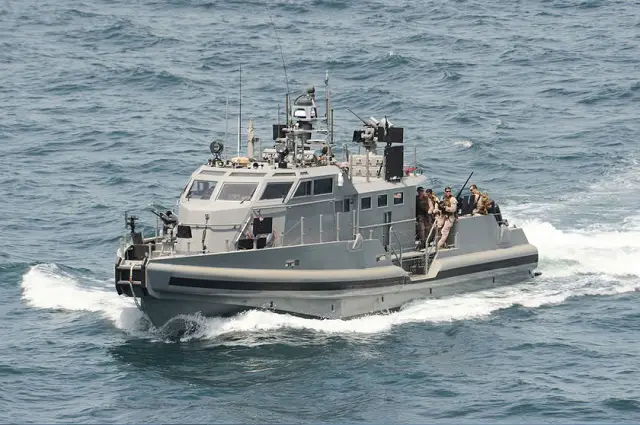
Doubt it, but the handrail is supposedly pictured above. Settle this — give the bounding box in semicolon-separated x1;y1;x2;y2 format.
178;222;243;229
425;220;437;248
128;206;429;256
389;226;403;266
251;203;292;211
280;217;303;238
123;243;154;260
358;217;415;230
233;210;258;248
424;221;439;274
285;197;336;208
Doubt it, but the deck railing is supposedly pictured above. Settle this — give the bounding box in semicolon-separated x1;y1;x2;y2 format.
123;209;428;259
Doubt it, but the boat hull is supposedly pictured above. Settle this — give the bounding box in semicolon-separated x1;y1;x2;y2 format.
139;263;535;328
125;241;538;328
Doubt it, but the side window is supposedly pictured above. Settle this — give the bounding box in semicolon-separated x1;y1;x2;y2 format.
393;191;404;205
377;194;388;207
186;180;217;200
313;177;333;195
361;197;371;210
343;199;350;212
217;183;258;201
294;181;312;197
260;182;293;200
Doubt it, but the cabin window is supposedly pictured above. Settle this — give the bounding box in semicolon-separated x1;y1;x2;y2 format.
186;180;217;200
260;182;293;200
217;182;258;201
393;191;404;205
377;194;388;207
294;180;312;197
313;178;333;195
344;199;350;212
361;197;371;210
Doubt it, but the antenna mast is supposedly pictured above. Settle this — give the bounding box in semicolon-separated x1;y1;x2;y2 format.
224;94;229;156
268;13;290;98
324;70;329;120
268;11;290;129
237;64;241;158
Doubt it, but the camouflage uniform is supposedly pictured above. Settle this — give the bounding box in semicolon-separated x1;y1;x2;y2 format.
437;192;457;248
415;191;430;248
472;191;489;215
426;193;438;244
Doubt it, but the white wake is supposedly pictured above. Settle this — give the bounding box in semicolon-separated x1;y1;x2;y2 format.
20;209;640;342
20;264;145;333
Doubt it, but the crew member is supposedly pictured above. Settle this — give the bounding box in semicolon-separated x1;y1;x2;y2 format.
425;188;438;244
415;187;430;249
437;186;457;249
470;184;489;215
318;146;330;163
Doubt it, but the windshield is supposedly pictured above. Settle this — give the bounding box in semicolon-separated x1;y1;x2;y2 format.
186;180;217;200
217;182;258;201
260;182;293;200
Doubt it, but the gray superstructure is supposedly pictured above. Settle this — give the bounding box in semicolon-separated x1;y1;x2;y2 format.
114;77;539;328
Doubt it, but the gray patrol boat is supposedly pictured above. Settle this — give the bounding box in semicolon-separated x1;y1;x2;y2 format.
115;77;539;327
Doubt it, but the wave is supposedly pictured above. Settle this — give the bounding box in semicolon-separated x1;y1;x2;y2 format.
452;139;474;148
20;207;640;344
20;263;145;333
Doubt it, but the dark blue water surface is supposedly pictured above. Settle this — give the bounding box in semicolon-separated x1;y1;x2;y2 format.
2;0;640;423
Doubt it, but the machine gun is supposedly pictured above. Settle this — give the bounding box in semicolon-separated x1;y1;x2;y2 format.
124;211;138;234
348;109;402;151
124;211;145;256
455;171;474;201
150;209;178;237
348;108;405;182
454;171;474;215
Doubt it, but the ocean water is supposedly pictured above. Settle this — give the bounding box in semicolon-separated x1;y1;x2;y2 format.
2;0;640;422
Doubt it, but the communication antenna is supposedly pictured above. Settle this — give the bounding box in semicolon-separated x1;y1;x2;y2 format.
268;10;290;112
224;94;229;156
237;64;242;158
324;70;329;120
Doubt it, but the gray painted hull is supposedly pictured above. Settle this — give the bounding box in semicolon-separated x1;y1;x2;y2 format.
139;263;535;328
118;239;538;328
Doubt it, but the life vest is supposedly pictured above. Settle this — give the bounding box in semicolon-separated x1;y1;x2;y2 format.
441;196;455;216
430;194;440;214
475;192;490;214
416;196;429;216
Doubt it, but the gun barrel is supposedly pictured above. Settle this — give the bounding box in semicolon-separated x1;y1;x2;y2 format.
455;171;474;200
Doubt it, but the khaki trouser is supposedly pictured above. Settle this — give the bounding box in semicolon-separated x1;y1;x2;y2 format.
436;214;455;248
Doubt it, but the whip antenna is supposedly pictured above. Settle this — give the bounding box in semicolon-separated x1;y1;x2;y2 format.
268;11;290;98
